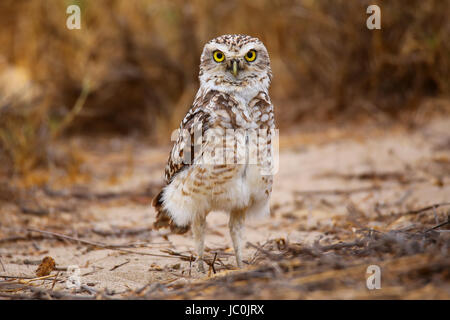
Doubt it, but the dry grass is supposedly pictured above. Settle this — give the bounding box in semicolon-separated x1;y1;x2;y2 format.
1;0;450;177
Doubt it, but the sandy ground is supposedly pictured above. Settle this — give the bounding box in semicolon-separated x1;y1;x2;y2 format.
0;117;449;299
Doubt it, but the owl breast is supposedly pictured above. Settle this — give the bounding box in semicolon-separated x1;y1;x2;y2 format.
161;89;274;227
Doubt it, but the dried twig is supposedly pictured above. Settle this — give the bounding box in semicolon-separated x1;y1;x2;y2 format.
160;249;196;261
318;240;366;251
109;260;130;271
424;216;450;233
247;242;282;260
0;275;35;280
26;228;187;260
91;227;152;237
211;252;218;274
403;202;450;215
51;271;60;290
18;274;56;284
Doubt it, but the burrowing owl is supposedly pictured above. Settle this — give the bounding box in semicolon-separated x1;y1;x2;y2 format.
153;34;275;271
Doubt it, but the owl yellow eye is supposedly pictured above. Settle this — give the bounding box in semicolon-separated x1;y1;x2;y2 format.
213;50;225;62
245;49;257;62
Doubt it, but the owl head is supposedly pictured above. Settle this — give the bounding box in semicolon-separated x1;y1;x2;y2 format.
199;34;272;93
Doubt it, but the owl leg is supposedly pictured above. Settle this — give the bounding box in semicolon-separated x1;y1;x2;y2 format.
229;210;245;268
192;213;206;272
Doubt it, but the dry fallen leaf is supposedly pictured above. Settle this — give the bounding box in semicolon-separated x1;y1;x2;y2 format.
35;256;56;277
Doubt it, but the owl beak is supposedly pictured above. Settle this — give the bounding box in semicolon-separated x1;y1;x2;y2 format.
231;60;239;77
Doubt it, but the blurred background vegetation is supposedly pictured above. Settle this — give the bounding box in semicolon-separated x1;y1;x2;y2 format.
0;0;449;179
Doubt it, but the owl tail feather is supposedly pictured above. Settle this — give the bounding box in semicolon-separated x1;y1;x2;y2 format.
152;189;190;235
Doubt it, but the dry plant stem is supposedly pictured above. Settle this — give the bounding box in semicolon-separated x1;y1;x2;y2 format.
109;260;130;271
18;274;56;284
1;275;35;280
52;78;90;139
51;271;60;290
319;240;365;251
210;252;218;274
26;228;187;260
424;216;450;233
247;242;281;260
404;202;450;215
91;227;152;237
